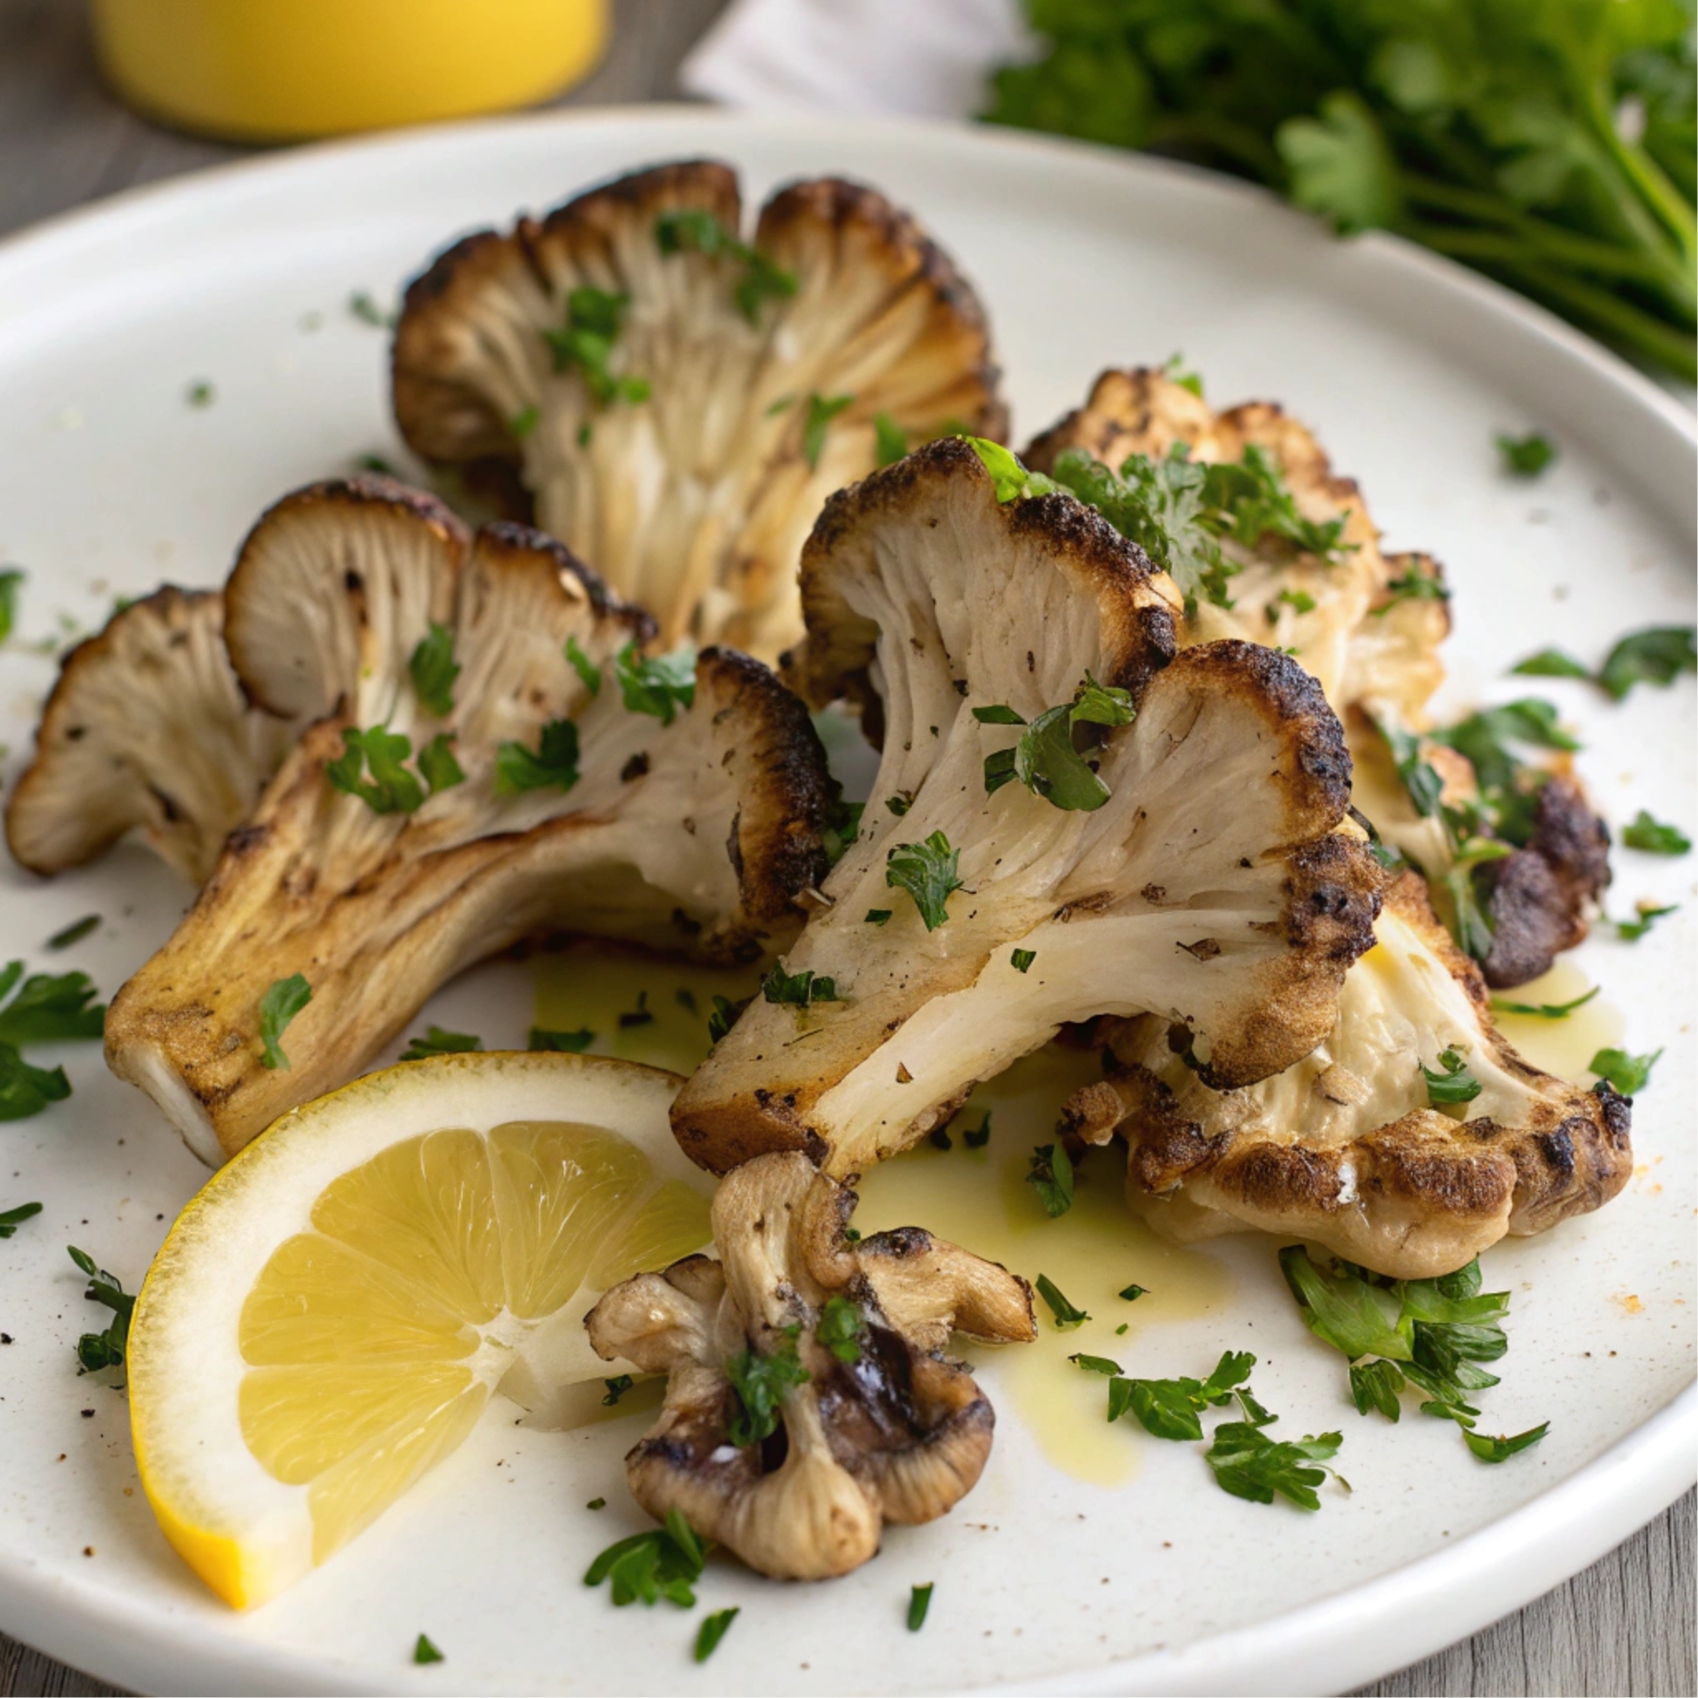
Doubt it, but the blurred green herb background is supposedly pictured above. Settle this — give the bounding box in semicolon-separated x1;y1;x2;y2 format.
987;0;1696;379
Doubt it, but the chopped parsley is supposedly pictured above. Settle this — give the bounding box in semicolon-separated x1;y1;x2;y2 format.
885;793;911;817
587;1497;607;1511
966;437;1059;503
413;1635;444;1665
1011;948;1036;973
1491;986;1599;1020
981;673;1133;812
822;794;863;867
1267;587;1317;620
1589;1046;1661;1095
1617;902;1678;942
1279;1247;1545;1464
1206;1421;1347;1511
565;634;601;695
1035;1273;1089;1330
69;1246;134;1374
1070;1353;1123;1376
327;726;425;813
907;1583;934;1631
257;973;311;1071
1119;1283;1148;1302
1420;1047;1483;1108
400;1026;482;1061
1162;351;1202;395
415;734;464;796
874;412;908;466
544;287;649;405
802;393;853;470
408;623;459;717
929;1124;953;1151
1510;646;1590;680
0;566;23;642
726;1327;810;1447
0;1202;43;1239
654;208;797;325
529;1026;595;1053
584;1509;705;1608
495;719;580;795
1599;626;1696;700
760;966;842;1007
1208;443;1351;559
816;1295;863;1364
45;915;100;951
1374;566;1448;615
706;994;748;1044
865;909;893;926
694;1607;739;1662
0;961;105;1047
601;1374;634;1406
618;991;654;1029
961;1113;992;1148
1025;1142;1074;1218
185;380;215;409
1495;432;1556;476
1463;1424;1551;1462
615;644;696;725
1107;1350;1258;1443
1622;810;1690;855
349;290;394;329
885;831;963;930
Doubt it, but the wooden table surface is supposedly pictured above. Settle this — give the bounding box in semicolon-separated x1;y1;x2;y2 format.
0;2;1691;1694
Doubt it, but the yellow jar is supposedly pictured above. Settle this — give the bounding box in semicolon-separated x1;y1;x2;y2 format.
92;0;609;142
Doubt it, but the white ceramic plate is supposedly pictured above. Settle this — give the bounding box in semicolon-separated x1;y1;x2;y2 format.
0;109;1692;1698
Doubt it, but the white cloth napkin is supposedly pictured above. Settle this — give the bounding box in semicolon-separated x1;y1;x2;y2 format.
680;0;1030;118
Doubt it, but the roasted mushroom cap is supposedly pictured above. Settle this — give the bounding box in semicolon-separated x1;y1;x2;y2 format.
670;439;1381;1178
392;159;1006;660
585;1150;1035;1580
4;587;294;884
104;478;830;1164
1062;871;1632;1280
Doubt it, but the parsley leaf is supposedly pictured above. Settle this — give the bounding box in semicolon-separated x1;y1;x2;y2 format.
584;1509;705;1608
0;961;105;1046
1622;809;1691;854
981;674;1133;812
885;831;963;930
495;719;580;796
821;793;863;867
415;734;464;796
726;1327;810;1447
413;1635;445;1665
68;1245;134;1373
1616;902;1678;942
694;1607;739;1662
1589;1046;1661;1095
706;994;748;1044
1511;646;1590;680
760;966;842;1006
528;1026;595;1053
1011;948;1036;973
327;726;425;814
565;634;601;695
400;1026;483;1061
601;1374;634;1406
257;973;311;1071
0;1201;42;1238
1268;588;1318;620
0;566;23;643
1598;626;1696;700
1070;1353;1123;1376
962;1112;992;1148
615;644;696;725
408;623;459;717
544;287;648;405
1035;1273;1089;1330
1463;1423;1550;1463
966;437;1058;503
1278;1246;1411;1363
1162;351;1202;395
816;1295;863;1365
1203;444;1350;560
1495;432;1557;476
1491;986;1600;1020
907;1583;934;1631
1109;1350;1260;1442
802;393;853;470
0;1046;68;1120
1025;1142;1075;1218
1206;1420;1346;1511
349;290;393;329
1374;567;1448;615
1421;1047;1483;1107
45;915;100;951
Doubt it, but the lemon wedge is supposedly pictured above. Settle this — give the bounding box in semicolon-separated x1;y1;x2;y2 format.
128;1051;711;1609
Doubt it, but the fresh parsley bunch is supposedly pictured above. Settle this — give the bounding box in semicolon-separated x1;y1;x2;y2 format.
989;0;1697;379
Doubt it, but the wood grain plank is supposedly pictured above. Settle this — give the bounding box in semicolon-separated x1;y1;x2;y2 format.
0;2;1690;1695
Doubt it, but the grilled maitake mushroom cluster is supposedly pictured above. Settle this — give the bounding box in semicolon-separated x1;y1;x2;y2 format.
97;477;831;1164
586;1150;1034;1580
393;160;1005;661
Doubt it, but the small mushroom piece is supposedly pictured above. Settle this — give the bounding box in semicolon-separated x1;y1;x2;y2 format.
1062;870;1632;1279
585;1150;1034;1581
670;438;1381;1179
104;477;831;1164
392;159;1006;659
4;588;295;884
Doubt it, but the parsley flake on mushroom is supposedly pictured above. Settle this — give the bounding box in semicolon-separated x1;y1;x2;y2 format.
103;477;831;1164
585;1150;1035;1580
391;160;1006;660
669;438;1381;1179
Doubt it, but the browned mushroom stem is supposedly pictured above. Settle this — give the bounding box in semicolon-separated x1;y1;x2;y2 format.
585;1151;1034;1580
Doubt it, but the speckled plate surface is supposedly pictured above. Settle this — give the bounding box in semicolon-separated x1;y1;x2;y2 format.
0;108;1691;1697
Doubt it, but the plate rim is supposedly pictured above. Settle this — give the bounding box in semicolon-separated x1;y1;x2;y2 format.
0;102;1691;1697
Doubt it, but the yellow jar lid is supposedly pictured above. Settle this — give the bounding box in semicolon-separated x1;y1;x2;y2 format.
93;0;609;142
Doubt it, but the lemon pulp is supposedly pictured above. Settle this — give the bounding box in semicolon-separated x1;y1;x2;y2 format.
232;1118;707;1570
